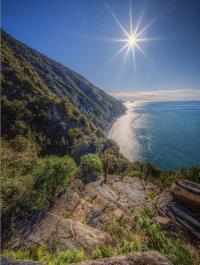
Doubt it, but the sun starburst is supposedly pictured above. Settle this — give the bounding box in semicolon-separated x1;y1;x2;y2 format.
106;1;157;70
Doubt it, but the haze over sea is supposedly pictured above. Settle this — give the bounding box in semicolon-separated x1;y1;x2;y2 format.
108;100;200;171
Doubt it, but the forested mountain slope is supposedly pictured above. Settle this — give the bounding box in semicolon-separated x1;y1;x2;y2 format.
1;29;125;156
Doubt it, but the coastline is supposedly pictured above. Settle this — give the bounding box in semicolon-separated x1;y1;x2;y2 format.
107;101;143;161
108;100;200;170
104;108;127;136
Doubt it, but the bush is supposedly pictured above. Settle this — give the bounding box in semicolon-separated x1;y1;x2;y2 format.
1;137;39;212
117;236;144;255
1;146;77;241
80;153;103;183
32;155;77;209
91;246;113;259
54;249;87;264
148;191;158;200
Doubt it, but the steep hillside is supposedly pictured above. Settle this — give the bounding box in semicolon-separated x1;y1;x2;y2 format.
1;30;125;131
1;30;126;243
1;30;126;157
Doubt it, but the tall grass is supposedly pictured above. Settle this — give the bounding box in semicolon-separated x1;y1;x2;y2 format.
136;206;200;265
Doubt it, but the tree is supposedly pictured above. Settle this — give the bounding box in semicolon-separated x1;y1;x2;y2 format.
101;149;116;184
80;153;103;183
188;166;200;183
117;157;129;181
134;161;144;183
179;165;188;178
143;162;161;189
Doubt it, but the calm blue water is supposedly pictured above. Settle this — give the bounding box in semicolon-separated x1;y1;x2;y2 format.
133;101;200;171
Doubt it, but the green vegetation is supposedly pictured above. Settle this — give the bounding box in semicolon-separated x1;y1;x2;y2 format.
147;191;158;200
31;155;77;209
129;162;200;189
1;138;77;241
135;206;200;265
101;149;117;184
79;153;103;183
91;246;113;259
3;247;88;265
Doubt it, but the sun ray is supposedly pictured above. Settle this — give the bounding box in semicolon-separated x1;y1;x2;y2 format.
129;0;133;36
134;42;145;56
105;4;130;38
135;4;170;38
131;46;136;71
112;38;130;42
133;3;147;37
112;42;130;58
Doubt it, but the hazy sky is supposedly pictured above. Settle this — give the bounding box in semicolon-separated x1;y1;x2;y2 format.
2;0;200;96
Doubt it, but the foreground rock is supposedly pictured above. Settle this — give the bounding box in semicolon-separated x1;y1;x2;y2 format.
172;180;200;210
6;211;116;254
1;256;42;265
71;251;172;265
157;180;200;241
152;216;171;229
1;251;172;265
4;176;157;252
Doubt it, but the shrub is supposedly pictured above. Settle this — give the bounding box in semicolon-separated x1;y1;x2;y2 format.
116;156;129;180
148;191;158;200
1;147;77;241
105;219;134;241
1;137;38;212
80;153;103;183
91;246;113;259
117;236;144;255
32;155;77;209
54;249;87;264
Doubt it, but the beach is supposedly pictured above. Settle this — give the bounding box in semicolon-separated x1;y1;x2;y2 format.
108;101;142;161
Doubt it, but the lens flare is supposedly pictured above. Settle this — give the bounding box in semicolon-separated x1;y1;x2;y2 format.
106;1;159;70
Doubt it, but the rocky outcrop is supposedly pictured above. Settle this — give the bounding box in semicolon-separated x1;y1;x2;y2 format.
6;211;116;254
157;180;200;241
1;256;42;265
171;180;200;210
83;176;157;216
5;176;158;253
70;251;173;265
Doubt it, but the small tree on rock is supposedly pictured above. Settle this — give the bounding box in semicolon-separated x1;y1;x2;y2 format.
134;161;144;183
143;162;161;189
80;153;103;183
117;157;129;181
101;149;116;184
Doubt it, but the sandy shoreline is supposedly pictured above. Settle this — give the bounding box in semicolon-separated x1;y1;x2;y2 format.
108;101;144;161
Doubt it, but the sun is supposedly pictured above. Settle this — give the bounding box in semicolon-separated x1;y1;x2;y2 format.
128;35;137;47
106;2;158;69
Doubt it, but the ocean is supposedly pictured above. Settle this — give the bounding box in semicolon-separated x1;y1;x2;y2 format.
108;100;200;171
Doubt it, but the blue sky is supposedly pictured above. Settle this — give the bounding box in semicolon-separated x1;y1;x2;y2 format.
2;0;200;96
